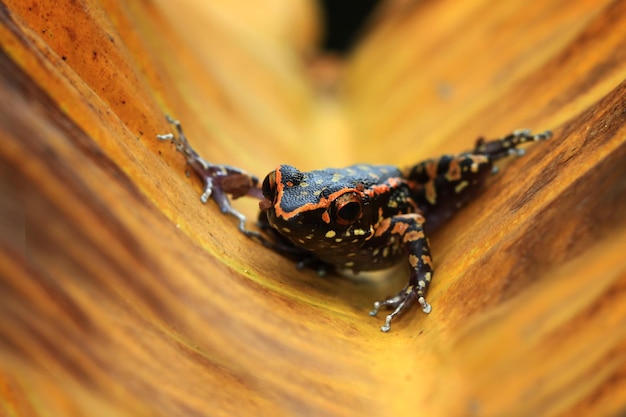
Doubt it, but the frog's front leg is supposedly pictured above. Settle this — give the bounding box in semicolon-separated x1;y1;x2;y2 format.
157;116;263;239
256;212;335;276
369;213;433;332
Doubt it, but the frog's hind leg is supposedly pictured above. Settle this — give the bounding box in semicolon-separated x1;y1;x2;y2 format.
473;129;553;162
403;129;552;232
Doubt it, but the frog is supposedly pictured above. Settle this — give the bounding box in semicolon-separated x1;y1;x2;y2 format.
157;116;552;332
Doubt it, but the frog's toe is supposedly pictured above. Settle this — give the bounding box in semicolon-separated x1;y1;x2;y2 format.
368;301;382;317
293;255;333;276
369;293;403;316
418;296;432;314
370;287;431;331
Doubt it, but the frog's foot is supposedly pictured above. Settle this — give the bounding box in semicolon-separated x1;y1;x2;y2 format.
474;129;553;162
157;116;264;239
369;285;431;332
263;240;333;276
295;256;334;276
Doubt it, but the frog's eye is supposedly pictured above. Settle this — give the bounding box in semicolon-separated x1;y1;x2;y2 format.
334;192;362;225
262;171;277;200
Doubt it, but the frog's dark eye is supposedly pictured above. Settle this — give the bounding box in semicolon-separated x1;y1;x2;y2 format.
334;192;362;225
262;171;277;200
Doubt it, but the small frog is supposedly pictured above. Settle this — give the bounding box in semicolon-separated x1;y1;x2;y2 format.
158;117;551;332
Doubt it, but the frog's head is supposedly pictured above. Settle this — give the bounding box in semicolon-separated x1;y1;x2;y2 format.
259;165;374;252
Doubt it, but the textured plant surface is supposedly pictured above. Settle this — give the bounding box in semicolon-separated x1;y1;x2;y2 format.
1;1;625;416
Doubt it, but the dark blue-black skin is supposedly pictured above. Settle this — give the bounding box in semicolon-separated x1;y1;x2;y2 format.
261;158;491;271
158;118;552;332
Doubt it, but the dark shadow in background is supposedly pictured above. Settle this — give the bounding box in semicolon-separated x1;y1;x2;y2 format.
318;0;381;53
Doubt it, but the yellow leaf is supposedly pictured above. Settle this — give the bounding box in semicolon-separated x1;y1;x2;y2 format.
1;0;625;416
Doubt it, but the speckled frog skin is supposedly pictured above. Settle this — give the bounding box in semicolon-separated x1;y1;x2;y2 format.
158;117;551;332
262;164;411;271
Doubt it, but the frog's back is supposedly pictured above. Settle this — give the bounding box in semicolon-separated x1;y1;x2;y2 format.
308;164;402;191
